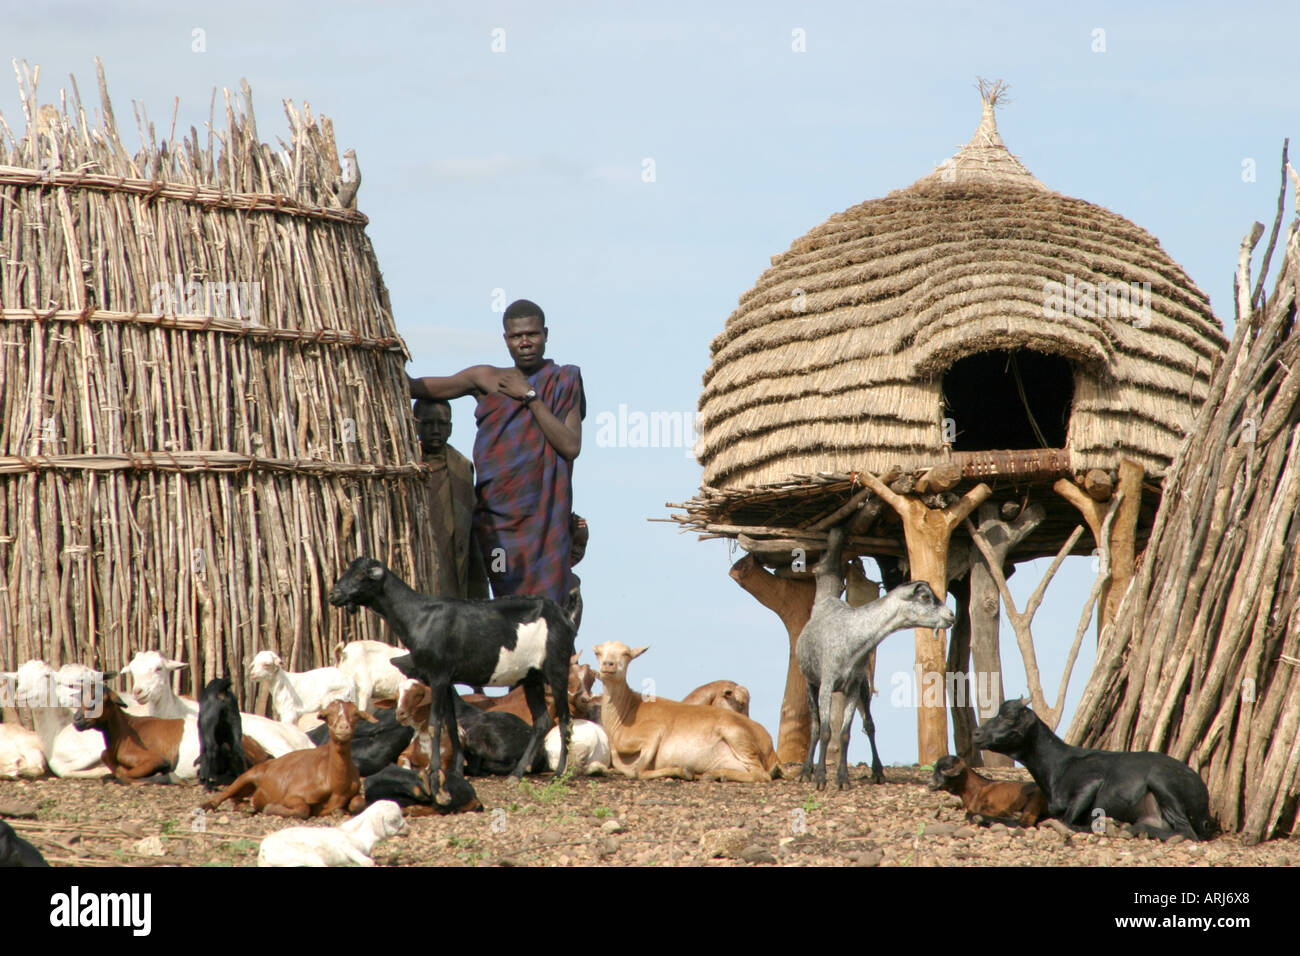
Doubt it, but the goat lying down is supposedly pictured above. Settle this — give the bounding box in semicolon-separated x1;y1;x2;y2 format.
258;799;408;867
972;698;1219;841
594;642;780;782
930;755;1048;827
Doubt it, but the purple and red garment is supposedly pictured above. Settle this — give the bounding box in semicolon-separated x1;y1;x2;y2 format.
472;359;585;605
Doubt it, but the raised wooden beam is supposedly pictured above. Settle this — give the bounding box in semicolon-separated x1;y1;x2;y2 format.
1105;460;1144;629
729;554;816;764
860;471;992;765
1084;469;1114;502
915;463;962;495
967;501;1045;767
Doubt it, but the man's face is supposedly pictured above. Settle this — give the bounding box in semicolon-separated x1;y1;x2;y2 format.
504;314;547;373
415;403;452;454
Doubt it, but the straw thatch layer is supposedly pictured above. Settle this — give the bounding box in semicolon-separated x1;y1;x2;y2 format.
694;98;1226;499
0;62;434;700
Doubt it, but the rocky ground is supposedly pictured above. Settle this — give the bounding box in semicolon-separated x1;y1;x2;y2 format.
1;764;1294;867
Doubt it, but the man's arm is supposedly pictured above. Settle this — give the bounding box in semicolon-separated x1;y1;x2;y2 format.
496;368;582;460
408;366;495;400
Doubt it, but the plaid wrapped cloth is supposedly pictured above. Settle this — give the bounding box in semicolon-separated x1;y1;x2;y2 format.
472;359;585;604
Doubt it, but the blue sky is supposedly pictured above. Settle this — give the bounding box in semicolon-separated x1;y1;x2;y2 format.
9;1;1298;764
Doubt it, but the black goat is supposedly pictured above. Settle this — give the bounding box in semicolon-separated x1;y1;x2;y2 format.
363;765;483;814
328;556;574;780
307;704;412;776
971;698;1219;841
197;676;258;790
453;689;545;776
0;820;48;867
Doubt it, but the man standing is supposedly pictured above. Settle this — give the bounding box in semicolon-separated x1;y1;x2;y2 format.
408;299;584;606
413;397;490;599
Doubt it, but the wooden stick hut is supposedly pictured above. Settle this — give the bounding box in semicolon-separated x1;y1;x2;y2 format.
0;61;436;704
672;82;1228;765
1069;145;1300;842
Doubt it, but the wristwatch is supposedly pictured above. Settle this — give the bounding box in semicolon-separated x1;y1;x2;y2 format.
522;388;538;405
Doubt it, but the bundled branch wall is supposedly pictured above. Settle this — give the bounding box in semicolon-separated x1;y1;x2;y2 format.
1067;161;1300;843
0;62;436;700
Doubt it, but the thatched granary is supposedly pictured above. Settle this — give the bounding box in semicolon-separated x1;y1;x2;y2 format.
0;62;435;702
673;83;1228;764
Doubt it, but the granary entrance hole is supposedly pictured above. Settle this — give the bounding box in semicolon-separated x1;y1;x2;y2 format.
942;349;1074;450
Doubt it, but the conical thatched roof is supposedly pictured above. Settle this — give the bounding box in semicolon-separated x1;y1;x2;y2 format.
692;85;1226;509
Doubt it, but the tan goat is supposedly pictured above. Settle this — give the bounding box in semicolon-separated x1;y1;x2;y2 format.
592;642;779;782
680;680;750;715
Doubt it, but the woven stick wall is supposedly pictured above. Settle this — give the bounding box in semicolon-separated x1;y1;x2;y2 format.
1066;145;1300;842
0;61;436;700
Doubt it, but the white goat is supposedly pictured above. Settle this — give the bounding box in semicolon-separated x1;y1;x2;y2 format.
248;650;355;726
544;719;609;775
125;651;313;757
334;640;407;713
0;723;45;779
257;799;408;867
0;670;44;776
12;660;112;778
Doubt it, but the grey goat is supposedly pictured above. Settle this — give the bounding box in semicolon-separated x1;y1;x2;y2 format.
796;527;956;789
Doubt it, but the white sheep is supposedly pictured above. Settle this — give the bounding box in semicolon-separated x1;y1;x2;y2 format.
125;651;313;757
257;799;408;867
334;640;407;713
544;719;609;775
248;650;356;726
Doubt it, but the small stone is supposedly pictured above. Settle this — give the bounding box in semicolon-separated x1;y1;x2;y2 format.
537;830;564;845
597;837;620;857
761;805;776;815
0;800;39;819
600;819;626;834
700;827;750;859
1167;834;1185;846
925;823;958;838
953;827;976;839
989;822;1008;834
1008;827;1026;839
739;845;777;864
778;836;795;847
134;835;166;858
494;857;521;867
854;849;884;867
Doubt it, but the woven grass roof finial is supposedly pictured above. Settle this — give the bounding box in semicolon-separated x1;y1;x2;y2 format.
915;77;1043;190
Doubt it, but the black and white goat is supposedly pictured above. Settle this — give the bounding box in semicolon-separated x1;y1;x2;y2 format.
328;556;575;779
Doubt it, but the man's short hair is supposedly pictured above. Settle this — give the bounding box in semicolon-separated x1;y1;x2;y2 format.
413;397;451;416
503;299;545;328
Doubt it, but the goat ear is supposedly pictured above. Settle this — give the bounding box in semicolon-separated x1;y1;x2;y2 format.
630;646;649;660
166;659;186;672
367;564;384;581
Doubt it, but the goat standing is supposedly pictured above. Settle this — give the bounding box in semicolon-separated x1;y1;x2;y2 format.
796;526;956;789
328;556;575;781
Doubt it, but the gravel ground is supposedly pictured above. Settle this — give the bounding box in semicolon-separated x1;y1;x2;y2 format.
2;764;1294;867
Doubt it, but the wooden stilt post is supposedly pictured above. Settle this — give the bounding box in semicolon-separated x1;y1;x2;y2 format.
1054;459;1142;638
967;501;1045;766
1107;460;1143;628
860;473;991;765
729;554;816;763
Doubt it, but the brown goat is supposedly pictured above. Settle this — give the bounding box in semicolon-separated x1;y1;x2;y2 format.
72;691;196;782
462;653;597;722
201;700;376;818
929;755;1048;827
680;680;751;715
